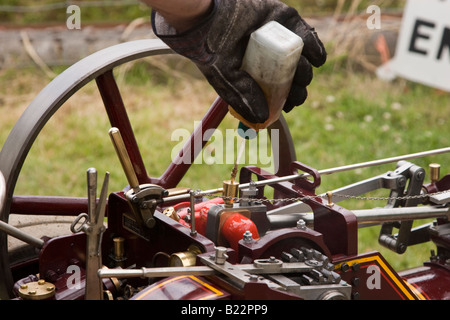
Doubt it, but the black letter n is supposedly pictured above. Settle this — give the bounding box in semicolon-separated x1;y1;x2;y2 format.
437;27;450;60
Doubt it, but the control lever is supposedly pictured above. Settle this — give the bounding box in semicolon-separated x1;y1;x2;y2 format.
108;127;140;194
108;127;167;228
70;168;109;300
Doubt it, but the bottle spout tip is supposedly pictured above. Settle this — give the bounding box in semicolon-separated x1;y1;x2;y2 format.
238;122;258;140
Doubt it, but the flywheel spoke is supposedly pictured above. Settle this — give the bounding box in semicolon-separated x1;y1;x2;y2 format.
96;70;153;185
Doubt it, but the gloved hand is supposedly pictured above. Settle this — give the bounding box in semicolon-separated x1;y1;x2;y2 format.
151;0;326;126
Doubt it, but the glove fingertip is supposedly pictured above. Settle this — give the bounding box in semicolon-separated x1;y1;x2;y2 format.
284;86;307;113
303;31;327;67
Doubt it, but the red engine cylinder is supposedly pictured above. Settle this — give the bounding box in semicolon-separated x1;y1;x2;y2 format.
174;198;259;252
221;213;260;252
176;197;224;235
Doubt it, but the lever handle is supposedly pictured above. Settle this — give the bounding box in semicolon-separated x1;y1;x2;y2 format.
109;127;140;193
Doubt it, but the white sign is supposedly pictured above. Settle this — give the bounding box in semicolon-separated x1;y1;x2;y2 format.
378;0;450;91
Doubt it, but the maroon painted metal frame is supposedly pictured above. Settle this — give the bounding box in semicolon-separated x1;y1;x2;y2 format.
239;162;358;259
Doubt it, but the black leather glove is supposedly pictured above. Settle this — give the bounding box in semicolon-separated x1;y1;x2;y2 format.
152;0;326;126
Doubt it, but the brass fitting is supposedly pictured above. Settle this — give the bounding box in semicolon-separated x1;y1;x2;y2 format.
112;237;126;267
113;237;125;259
429;163;440;183
163;207;179;221
169;245;202;267
18;280;55;300
326;191;334;207
223;180;239;207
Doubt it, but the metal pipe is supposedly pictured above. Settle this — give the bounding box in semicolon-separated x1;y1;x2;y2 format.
163;147;450;203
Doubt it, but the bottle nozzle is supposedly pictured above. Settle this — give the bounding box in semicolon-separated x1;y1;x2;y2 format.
238;122;258;140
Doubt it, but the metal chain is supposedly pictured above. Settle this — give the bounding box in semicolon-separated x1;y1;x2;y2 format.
202;189;450;204
203;194;318;204
330;189;450;201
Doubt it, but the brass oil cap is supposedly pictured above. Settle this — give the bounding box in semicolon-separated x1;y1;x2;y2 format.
429;163;440;183
18;280;55;300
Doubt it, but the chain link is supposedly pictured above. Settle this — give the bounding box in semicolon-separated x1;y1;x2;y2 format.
202;189;450;204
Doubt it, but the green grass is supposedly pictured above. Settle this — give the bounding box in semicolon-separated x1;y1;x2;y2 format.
0;0;149;26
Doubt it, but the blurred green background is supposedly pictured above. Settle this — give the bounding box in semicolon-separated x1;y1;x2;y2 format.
0;0;405;25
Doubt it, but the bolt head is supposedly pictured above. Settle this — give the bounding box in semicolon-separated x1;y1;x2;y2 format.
297;219;306;230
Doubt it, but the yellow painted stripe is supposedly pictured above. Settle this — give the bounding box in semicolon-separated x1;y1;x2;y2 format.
335;255;418;300
134;275;224;300
134;275;186;300
188;276;225;300
404;280;427;300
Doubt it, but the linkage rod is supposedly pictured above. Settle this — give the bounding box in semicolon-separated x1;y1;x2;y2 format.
317;147;450;176
269;206;449;229
0;219;44;249
0;171;45;248
163;147;450;203
98;266;217;279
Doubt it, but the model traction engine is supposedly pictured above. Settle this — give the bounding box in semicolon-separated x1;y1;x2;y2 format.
0;39;448;301
10;126;450;300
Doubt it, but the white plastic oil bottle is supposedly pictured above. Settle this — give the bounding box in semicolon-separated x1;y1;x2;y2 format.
230;21;304;132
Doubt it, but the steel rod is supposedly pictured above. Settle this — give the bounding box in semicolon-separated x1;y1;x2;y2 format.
0;219;44;248
317;147;450;176
189;190;197;236
163;147;450;203
98;260;314;279
354;206;449;225
268;206;449;228
98;266;216;279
